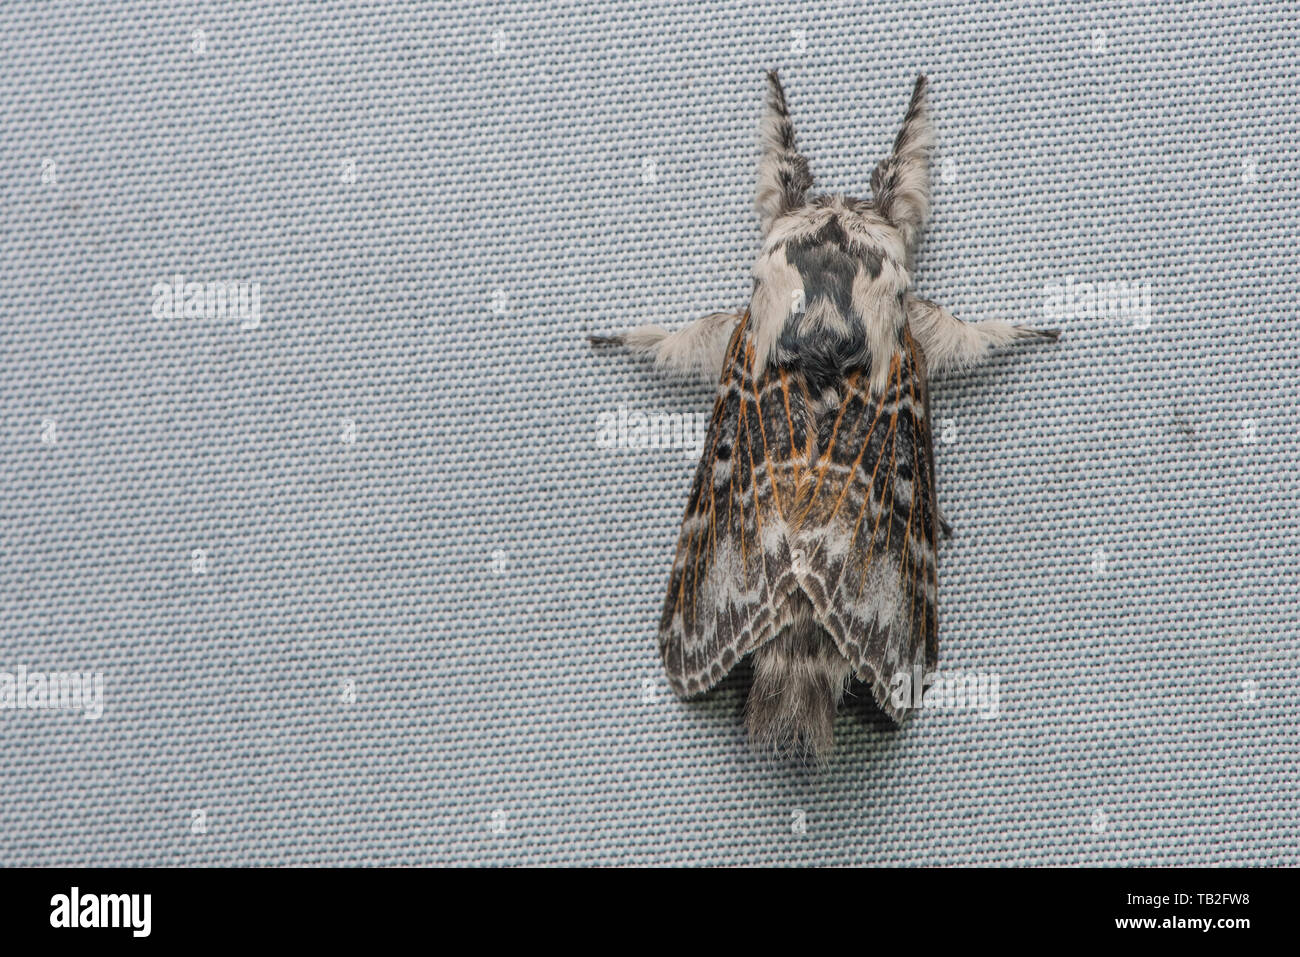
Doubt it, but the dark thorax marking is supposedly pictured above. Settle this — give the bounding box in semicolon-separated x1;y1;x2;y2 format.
776;213;887;394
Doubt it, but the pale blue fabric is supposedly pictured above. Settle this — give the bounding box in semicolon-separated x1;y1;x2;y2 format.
1;0;1296;865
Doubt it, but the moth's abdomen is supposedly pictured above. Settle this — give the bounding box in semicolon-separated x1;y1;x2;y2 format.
744;593;851;762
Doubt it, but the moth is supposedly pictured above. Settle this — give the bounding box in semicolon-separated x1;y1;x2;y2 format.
592;72;1058;761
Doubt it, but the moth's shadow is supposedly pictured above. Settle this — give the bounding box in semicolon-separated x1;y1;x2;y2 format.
839;680;901;732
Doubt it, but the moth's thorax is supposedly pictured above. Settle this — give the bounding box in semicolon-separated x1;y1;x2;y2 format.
749;194;911;391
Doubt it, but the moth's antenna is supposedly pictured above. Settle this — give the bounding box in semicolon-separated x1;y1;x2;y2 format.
871;74;934;259
755;70;813;237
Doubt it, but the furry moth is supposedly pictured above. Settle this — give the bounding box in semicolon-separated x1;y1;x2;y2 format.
592;73;1058;761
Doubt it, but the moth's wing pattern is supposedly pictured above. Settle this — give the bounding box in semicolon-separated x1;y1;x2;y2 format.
658;311;817;695
791;328;940;722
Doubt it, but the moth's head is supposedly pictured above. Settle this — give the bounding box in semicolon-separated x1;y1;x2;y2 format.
763;194;910;274
757;71;933;266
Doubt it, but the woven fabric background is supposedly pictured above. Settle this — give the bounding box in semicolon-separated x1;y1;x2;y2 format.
2;0;1297;866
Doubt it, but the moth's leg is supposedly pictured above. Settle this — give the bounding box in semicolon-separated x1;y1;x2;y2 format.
907;297;1059;377
588;311;742;383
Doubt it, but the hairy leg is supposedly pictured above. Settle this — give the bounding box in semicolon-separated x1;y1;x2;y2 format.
907;297;1059;377
588;311;743;383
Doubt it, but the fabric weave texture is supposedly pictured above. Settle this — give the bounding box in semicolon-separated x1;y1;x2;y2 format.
1;0;1297;865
